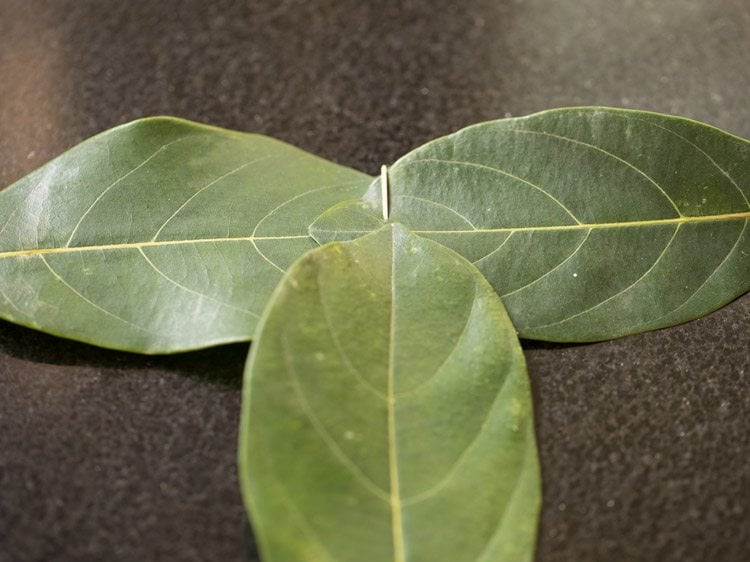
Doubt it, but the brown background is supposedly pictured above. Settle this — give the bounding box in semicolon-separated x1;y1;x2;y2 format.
0;1;748;561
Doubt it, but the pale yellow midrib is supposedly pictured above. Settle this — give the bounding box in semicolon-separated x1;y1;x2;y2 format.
0;234;310;260
314;210;750;237
4;211;748;260
387;233;406;562
416;210;750;234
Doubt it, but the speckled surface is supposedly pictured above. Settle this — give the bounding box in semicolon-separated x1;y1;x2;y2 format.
0;1;748;561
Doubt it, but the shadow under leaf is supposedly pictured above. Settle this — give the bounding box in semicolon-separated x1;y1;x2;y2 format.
0;320;249;389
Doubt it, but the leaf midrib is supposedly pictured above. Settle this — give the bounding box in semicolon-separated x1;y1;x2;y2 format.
314;210;750;237
0;234;311;260
387;230;407;562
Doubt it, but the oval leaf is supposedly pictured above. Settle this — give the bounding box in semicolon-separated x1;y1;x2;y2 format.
311;108;750;341
240;224;540;562
0;117;371;352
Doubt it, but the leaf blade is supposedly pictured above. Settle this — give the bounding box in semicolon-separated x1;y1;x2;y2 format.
240;224;541;562
0;117;372;352
311;108;750;341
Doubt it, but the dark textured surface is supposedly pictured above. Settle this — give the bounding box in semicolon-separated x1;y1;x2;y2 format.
0;0;748;561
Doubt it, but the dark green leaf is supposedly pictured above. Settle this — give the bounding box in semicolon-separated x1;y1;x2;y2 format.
0;117;371;352
311;108;750;341
240;224;540;562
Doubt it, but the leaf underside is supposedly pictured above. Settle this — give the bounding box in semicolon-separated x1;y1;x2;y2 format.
311;107;750;342
240;225;540;562
0;117;371;352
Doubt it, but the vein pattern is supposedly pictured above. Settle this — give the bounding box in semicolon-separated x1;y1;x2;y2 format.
0;116;372;352
240;225;540;562
311;107;750;342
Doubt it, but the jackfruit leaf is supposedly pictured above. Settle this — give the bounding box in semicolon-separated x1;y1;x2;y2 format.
240;224;540;562
310;108;750;342
0;117;371;352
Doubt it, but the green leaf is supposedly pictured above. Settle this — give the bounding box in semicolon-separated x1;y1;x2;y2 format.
0;117;371;353
311;108;750;342
240;224;540;562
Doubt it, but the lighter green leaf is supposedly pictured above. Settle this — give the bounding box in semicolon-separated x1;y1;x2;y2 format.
0;117;371;352
310;108;750;342
239;224;540;562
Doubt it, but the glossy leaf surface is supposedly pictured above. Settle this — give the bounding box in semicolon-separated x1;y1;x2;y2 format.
311;108;750;341
240;224;540;562
0;117;371;352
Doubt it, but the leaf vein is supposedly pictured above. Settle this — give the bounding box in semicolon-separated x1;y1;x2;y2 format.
65;136;189;247
395;282;478;398
397;194;477;230
474;430;534;562
623;113;750;210
306;211;750;238
270;475;338;562
281;336;390;503
501;229;592;298
509;128;684;217
403;158;582;225
251;239;286;273
387;229;406;562
0;234;312;260
533;224;682;330
401;351;515;506
0;284;28;322
137;247;260;318
0;207;19;241
472;233;513;265
251;181;368;239
317;287;388;401
645;218;748;325
151;158;269;241
39;255;153;334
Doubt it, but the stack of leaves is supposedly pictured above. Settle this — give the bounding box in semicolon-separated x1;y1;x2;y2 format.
1;108;747;561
